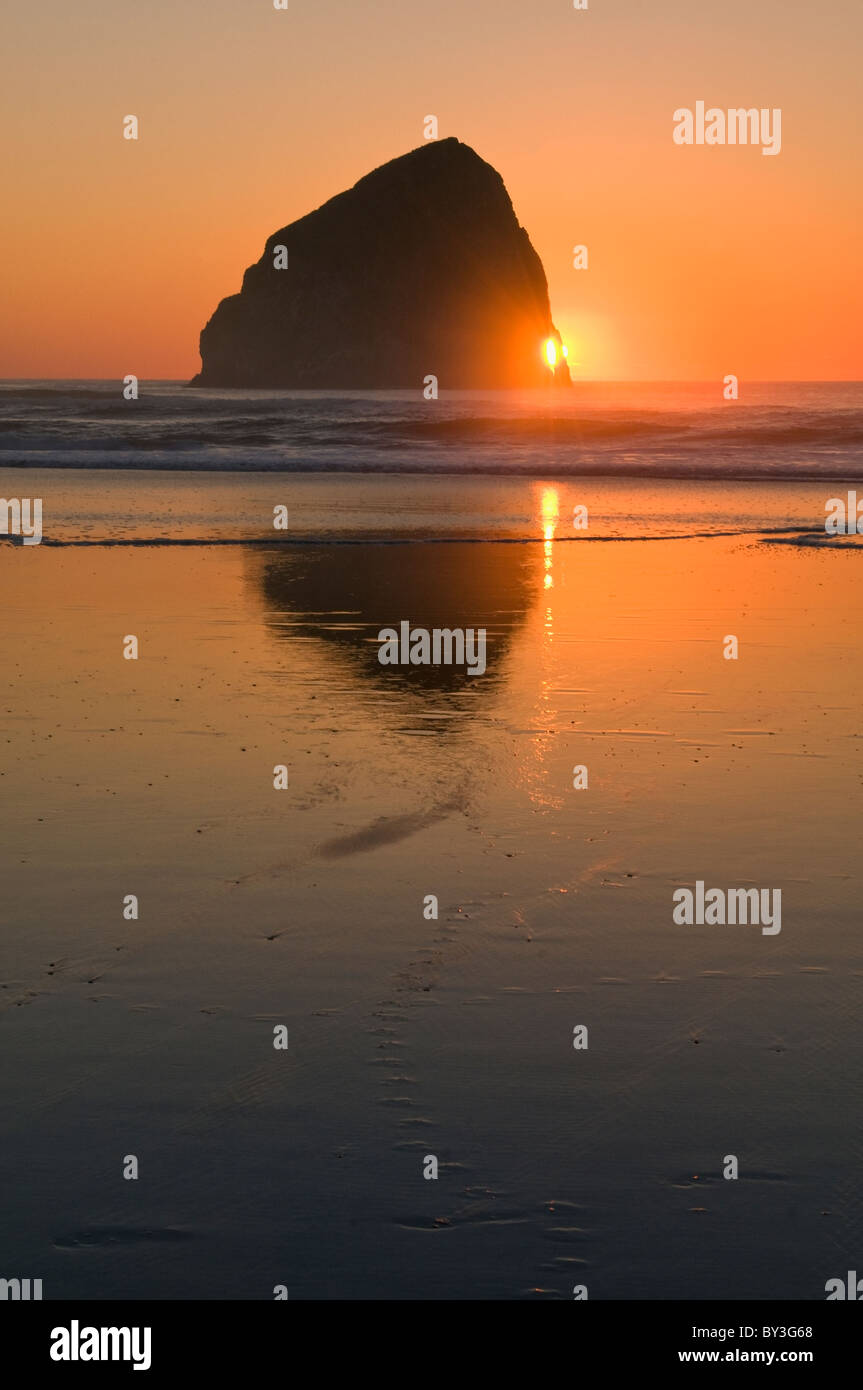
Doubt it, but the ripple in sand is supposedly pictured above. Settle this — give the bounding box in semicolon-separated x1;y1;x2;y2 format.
54;1227;195;1249
394;1216;453;1230
541;1226;590;1243
541;1200;585;1215
670;1167;786;1188
454;1210;527;1228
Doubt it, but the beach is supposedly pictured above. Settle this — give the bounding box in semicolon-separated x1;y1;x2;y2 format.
2;466;862;1298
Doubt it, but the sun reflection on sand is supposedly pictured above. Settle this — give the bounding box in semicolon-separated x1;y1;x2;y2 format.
540;485;559;591
507;489;565;810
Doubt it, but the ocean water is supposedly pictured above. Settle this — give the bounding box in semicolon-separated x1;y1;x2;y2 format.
2;380;863;549
1;379;861;479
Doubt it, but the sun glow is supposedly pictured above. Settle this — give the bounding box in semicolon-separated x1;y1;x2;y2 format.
544;338;557;368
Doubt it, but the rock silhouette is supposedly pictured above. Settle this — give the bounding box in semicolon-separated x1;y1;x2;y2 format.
191;139;570;388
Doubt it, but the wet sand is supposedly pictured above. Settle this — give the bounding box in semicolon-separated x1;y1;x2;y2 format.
2;501;862;1299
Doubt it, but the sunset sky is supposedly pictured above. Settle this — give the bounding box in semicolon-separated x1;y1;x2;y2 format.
2;0;860;381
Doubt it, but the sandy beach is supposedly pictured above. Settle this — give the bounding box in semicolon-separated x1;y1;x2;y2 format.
2;474;861;1298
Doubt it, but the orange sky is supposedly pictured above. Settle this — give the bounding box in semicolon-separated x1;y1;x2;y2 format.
1;0;860;381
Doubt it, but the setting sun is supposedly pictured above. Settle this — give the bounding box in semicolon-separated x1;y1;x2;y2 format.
544;338;557;368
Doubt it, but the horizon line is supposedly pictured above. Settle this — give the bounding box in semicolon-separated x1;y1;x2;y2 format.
1;377;861;387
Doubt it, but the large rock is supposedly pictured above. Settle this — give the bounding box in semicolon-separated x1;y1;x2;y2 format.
190;138;570;388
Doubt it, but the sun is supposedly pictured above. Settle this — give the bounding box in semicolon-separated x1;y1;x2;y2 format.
544;338;558;368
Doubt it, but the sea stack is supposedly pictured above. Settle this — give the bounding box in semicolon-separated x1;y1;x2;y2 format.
190;139;571;389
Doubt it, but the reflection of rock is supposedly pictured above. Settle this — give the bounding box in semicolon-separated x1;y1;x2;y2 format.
192;139;570;389
256;542;533;694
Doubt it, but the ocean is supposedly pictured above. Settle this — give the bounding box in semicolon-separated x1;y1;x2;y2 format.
2;380;862;547
1;379;861;478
